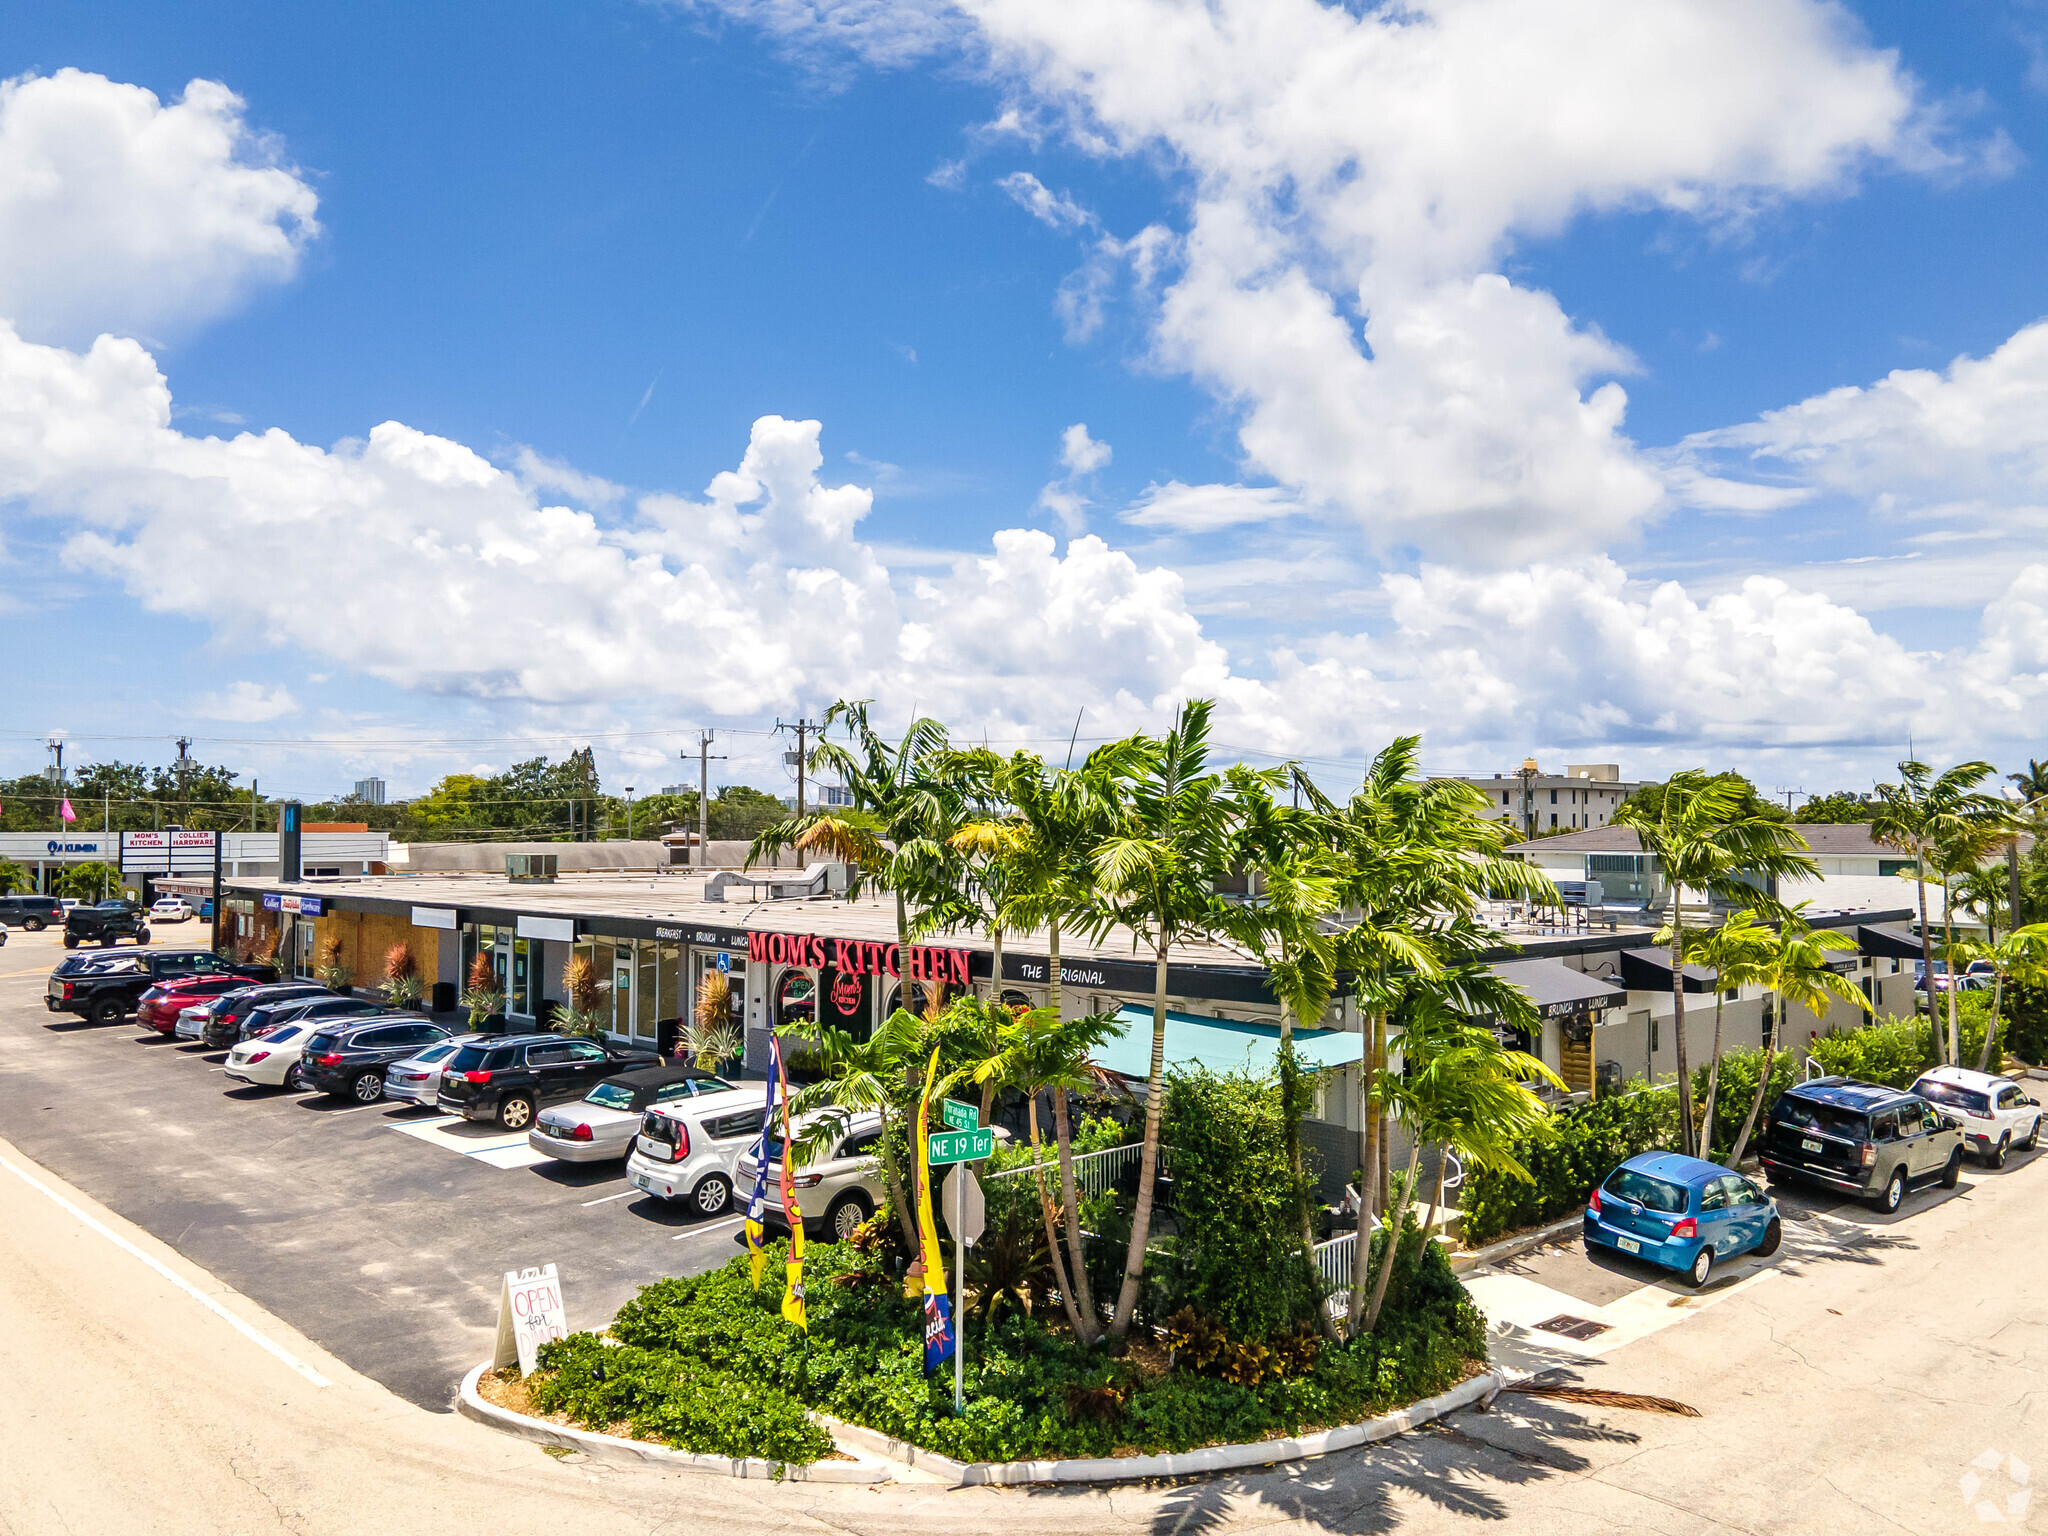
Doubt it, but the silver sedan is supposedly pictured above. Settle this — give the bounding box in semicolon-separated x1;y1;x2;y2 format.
529;1065;736;1163
383;1037;478;1107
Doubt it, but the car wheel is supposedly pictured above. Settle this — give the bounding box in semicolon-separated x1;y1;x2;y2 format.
1940;1148;1963;1188
25;918;45;932
2025;1116;2041;1152
1754;1218;1782;1258
825;1192;872;1242
1878;1166;1907;1214
62;935;78;948
88;996;124;1026
1687;1247;1713;1287
350;1072;384;1104
496;1094;536;1132
690;1173;733;1217
134;928;150;944
285;1063;305;1090
1988;1134;2009;1171
97;937;113;948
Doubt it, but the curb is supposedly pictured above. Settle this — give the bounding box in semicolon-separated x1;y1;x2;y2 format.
456;1364;892;1483
824;1366;1513;1487
1450;1211;1587;1273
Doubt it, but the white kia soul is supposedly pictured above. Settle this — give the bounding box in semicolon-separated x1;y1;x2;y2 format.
623;1088;772;1217
1911;1065;2043;1168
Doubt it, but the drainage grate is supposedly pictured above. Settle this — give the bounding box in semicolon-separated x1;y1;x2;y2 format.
1535;1314;1611;1340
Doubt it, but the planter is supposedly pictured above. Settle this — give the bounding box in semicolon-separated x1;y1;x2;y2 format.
460;1360;1514;1487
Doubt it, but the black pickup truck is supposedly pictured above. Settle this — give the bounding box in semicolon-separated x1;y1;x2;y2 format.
63;900;153;949
47;949;279;1024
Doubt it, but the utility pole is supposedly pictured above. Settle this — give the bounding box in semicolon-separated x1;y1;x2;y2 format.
776;717;820;818
1516;757;1540;843
45;735;63;789
624;787;636;842
689;733;726;868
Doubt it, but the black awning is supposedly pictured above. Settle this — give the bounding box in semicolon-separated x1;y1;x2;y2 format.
1488;959;1627;1020
1618;947;1718;994
1858;922;1926;960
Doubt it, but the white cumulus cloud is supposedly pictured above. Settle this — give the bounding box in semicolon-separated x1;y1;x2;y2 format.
0;69;319;347
197;681;299;722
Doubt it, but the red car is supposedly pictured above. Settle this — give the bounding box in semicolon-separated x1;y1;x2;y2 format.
137;974;255;1035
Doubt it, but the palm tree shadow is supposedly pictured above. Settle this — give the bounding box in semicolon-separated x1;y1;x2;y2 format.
1015;1394;1639;1536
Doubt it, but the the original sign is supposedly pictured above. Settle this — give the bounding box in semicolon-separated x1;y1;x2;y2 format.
940;1098;978;1133
493;1264;568;1376
928;1127;995;1166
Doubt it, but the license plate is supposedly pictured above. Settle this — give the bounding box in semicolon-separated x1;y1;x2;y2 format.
631;1172;653;1192
1616;1236;1641;1254
1802;1137;1824;1154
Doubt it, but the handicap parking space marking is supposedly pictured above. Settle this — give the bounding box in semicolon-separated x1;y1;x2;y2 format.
387;1114;549;1168
468;1145;555;1170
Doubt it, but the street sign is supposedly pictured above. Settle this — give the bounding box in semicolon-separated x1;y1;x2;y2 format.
942;1165;985;1247
940;1098;978;1133
927;1128;995;1166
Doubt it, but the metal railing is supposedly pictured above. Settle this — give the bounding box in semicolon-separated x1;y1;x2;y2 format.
985;1140;1165;1197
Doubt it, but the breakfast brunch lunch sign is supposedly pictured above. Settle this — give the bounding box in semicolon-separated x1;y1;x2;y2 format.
493;1264;568;1376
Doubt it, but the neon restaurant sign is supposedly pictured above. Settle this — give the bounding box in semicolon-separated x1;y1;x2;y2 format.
745;931;974;987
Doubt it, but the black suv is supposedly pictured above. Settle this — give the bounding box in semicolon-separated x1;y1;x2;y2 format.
299;1017;453;1102
436;1034;662;1130
1761;1076;1966;1212
199;983;336;1048
63;900;152;948
0;895;64;930
47;948;277;1023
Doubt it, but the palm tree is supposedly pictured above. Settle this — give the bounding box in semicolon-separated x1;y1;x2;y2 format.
1085;700;1244;1339
1219;766;1344;1281
1616;771;1817;1156
2010;760;2048;802
1930;815;2016;1067
1725;916;1870;1167
1948;865;2012;946
779;1009;926;1251
1687;910;1777;1156
1314;738;1553;1337
748;700;959;975
1960;923;2048;1073
1870;759;2007;1064
1356;972;1558;1334
972;1006;1121;1345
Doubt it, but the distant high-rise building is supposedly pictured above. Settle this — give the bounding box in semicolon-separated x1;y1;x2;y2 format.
353;776;387;805
660;784;689;796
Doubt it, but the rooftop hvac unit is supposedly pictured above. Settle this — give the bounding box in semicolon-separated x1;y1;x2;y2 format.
506;853;558;883
1551;879;1605;908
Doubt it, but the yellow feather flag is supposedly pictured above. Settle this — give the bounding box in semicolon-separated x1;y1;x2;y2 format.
914;1044;954;1373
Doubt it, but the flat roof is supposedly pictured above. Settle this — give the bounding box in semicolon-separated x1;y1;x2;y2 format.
1510;824;2034;858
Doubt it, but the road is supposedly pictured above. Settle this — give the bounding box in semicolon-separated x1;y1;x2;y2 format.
0;927;752;1407
2;924;2043;1533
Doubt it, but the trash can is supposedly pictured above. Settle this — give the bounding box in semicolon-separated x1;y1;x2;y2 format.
431;981;456;1014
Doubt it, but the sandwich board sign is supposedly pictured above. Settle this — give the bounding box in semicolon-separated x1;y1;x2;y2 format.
493;1264;568;1375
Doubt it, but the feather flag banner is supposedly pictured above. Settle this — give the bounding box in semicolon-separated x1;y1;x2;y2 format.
914;1044;953;1374
775;1044;806;1331
59;798;76;824
744;1041;778;1290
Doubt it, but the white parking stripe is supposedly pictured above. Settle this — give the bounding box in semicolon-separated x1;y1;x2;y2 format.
673;1216;744;1240
0;1152;331;1388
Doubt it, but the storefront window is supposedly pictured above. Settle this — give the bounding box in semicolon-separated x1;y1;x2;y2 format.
776;968;818;1030
819;968;871;1041
692;951;746;1042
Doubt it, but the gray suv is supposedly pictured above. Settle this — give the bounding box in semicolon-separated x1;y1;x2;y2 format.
1760;1076;1965;1213
0;895;64;931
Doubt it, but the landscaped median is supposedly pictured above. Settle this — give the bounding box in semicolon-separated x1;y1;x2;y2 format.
457;1226;1504;1485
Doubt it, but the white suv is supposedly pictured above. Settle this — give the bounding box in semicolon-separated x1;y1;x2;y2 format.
624;1089;771;1217
1912;1066;2043;1168
735;1109;888;1243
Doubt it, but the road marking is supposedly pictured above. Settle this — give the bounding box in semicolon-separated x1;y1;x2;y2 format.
581;1189;637;1206
674;1216;744;1240
0;1152;331;1388
324;1104;386;1116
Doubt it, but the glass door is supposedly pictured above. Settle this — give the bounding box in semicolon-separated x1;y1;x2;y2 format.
612;948;636;1041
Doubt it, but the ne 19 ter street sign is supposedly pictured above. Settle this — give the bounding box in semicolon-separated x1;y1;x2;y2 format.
940;1098;978;1132
928;1128;995;1166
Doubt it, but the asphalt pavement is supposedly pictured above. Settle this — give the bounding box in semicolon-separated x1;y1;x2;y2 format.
0;926;749;1408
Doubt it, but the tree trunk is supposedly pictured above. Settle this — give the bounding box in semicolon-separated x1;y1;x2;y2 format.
1419;1144;1446;1268
1047;918;1061;1019
1726;989;1776;1169
1110;939;1171;1337
1979;973;2006;1074
1374;1010;1390;1215
1914;858;1941;1064
1361;1137;1423;1333
1347;1011;1382;1335
1670;909;1696;1158
874;1106;922;1254
1051;1084;1097;1345
1700;989;1726;1159
1943;885;1961;1067
1027;1094;1090;1339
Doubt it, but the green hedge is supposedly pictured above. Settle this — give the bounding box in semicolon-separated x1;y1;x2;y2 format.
1458;1088;1676;1249
533;1228;1485;1465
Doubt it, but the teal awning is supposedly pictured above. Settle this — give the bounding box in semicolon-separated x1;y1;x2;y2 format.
1101;1005;1364;1082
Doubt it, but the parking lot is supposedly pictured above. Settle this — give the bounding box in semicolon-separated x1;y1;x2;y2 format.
0;929;749;1409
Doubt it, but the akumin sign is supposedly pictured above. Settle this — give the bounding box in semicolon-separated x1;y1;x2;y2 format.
745;930;973;987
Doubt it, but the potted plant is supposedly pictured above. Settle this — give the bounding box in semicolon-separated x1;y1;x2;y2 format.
679;970;740;1070
317;935;353;995
384;942;425;1012
462;952;506;1029
558;952;610;1037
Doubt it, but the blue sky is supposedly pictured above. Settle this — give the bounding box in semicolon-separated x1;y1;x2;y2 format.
4;0;2048;804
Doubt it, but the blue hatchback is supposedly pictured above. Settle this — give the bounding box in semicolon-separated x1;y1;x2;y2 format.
1583;1151;1782;1287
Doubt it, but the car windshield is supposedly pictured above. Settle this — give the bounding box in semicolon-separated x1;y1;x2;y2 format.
1774;1096;1870;1139
1915;1081;1991;1115
1602;1167;1688;1213
413;1043;458;1065
260;1024;305;1044
585;1082;641;1110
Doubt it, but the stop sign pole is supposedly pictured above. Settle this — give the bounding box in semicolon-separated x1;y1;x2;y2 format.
941;1161;986;1414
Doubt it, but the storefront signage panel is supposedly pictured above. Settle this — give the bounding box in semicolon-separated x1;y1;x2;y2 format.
262;892;325;916
746;930;974;987
1001;952;1277;1005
